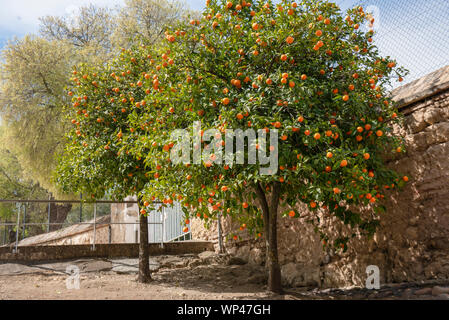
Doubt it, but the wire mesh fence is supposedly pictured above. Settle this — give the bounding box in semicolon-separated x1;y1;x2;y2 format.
339;0;449;86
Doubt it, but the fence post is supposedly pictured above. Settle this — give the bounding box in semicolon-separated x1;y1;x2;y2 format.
14;203;21;253
217;212;224;253
92;202;97;251
47;195;51;233
160;207;164;248
22;203;27;240
79;193;83;223
2;219;5;245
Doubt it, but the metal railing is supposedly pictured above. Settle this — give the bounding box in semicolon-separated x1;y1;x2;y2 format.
0;199;191;253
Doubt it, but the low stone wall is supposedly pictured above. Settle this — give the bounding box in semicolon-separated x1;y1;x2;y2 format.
0;241;214;262
192;65;449;288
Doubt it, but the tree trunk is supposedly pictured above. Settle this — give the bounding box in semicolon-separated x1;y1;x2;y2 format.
48;203;72;232
137;200;151;283
256;182;283;294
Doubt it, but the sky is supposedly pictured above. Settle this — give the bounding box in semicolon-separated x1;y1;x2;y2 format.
0;0;205;48
0;0;448;84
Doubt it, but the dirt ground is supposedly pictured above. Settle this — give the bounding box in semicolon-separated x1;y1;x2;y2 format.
0;261;280;300
1;255;448;300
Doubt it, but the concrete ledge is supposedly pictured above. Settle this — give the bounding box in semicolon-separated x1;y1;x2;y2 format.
0;241;214;262
393;65;449;109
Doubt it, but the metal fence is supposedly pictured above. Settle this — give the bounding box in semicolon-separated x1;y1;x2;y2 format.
0;199;191;252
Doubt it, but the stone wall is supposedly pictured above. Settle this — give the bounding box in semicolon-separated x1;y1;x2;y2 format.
0;242;214;262
14;215;111;246
191;65;449;288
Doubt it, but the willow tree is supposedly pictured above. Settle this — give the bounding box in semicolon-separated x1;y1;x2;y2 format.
0;1;194;199
123;0;408;293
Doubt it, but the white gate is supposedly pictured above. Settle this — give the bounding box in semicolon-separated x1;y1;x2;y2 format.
147;202;190;243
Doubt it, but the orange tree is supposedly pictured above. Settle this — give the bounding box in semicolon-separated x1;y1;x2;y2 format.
54;46;167;283
126;0;409;293
57;0;409;293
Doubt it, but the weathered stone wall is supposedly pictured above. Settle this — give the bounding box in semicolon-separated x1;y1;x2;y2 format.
39;226;110;245
191;66;449;288
0;241;215;262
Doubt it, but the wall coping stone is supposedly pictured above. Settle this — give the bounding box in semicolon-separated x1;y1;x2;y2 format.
392;65;449;109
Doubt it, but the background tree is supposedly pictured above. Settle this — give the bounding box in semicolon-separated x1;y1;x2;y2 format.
0;126;49;242
112;0;193;48
39;4;115;64
0;36;74;192
124;0;408;293
0;1;194;195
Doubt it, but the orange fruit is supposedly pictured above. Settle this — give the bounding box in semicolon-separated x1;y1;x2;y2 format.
288;210;295;217
363;153;370;160
340;160;348;167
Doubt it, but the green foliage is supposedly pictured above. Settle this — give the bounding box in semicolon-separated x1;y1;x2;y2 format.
0;126;48;221
58;0;409;251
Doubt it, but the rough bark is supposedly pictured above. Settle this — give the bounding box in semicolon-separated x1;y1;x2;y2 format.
256;182;283;294
137;199;151;283
48;203;72;232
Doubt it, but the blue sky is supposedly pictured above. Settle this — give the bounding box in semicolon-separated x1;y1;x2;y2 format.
0;0;448;84
0;0;205;48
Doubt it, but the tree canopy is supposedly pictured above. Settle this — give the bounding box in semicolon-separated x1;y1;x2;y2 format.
56;0;408;293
